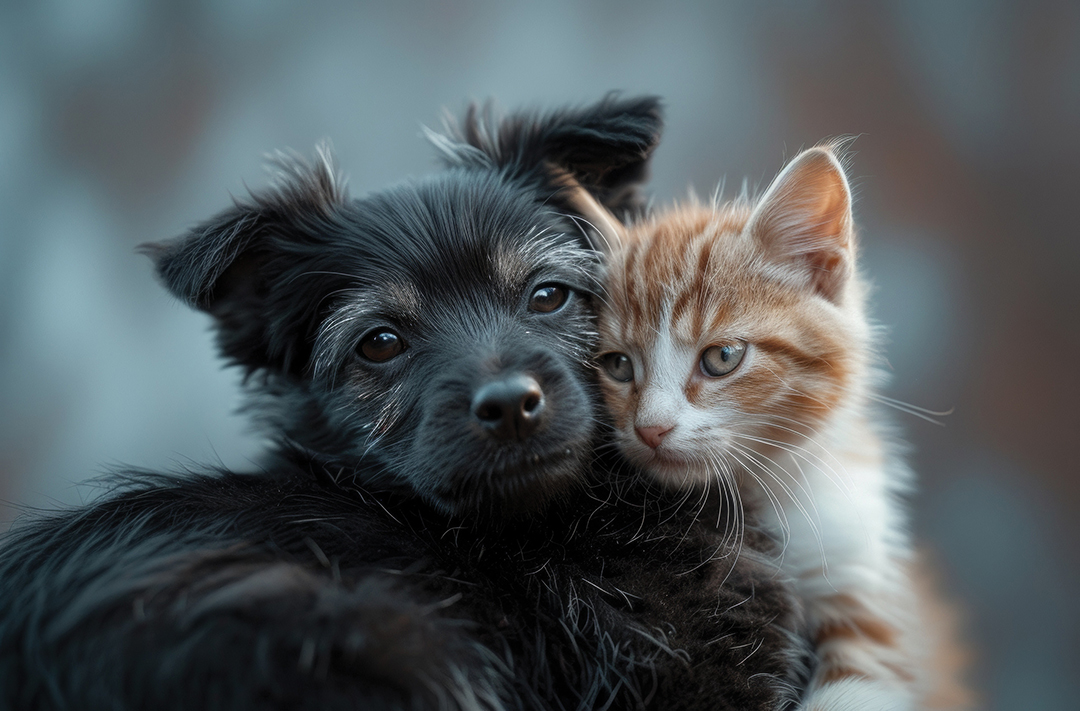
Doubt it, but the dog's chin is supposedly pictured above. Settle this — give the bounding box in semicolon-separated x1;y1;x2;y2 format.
428;446;586;520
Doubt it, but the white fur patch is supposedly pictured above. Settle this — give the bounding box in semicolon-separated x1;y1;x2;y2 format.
800;677;913;711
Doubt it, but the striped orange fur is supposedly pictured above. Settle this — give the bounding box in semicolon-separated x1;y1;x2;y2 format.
594;144;969;710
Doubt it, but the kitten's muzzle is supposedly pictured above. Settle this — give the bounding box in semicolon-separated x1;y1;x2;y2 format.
471;373;546;441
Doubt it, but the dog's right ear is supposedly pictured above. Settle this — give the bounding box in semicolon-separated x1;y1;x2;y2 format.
140;145;349;377
428;94;663;219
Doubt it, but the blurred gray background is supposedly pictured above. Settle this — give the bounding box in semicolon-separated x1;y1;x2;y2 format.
1;1;1077;708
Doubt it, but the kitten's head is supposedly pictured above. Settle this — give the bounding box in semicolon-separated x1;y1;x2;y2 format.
596;144;872;487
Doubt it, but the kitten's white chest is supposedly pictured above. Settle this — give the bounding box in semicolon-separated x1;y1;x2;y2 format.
745;426;908;600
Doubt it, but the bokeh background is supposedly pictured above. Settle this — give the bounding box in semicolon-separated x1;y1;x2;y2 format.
1;2;1077;707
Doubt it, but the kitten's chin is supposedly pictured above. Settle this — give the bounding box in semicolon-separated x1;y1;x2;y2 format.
636;448;711;488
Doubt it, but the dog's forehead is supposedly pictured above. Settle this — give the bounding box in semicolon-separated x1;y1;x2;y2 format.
347;172;586;302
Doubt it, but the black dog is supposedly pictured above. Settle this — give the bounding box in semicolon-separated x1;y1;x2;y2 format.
0;96;808;710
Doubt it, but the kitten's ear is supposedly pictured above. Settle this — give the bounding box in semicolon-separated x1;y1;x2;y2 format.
547;166;629;254
746;146;854;302
140;145;349;376
429;94;663;218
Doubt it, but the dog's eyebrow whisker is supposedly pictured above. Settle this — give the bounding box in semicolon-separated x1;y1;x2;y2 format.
285;269;358;286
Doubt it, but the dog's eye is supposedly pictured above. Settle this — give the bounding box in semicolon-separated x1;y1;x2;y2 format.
700;341;746;377
600;352;634;382
529;284;568;313
358;329;406;363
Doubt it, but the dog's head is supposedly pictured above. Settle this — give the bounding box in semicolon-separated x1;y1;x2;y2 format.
145;96;662;516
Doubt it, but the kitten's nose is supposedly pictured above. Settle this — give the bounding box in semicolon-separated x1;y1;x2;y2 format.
636;424;673;449
472;374;545;441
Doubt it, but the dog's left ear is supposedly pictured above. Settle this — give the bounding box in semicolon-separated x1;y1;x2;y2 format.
140;146;350;376
429;94;663;219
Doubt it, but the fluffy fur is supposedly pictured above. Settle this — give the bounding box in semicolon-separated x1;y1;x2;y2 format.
595;143;969;709
0;97;810;710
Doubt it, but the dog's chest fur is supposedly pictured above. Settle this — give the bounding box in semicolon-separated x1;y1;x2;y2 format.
3;461;803;710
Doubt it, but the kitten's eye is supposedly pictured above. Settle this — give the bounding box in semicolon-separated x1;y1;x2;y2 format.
358;329;406;362
601;352;634;382
700;342;747;377
529;284;568;313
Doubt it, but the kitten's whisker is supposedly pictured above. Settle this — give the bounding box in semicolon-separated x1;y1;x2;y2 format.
865;393;950;426
730;428;867;575
871;393;953;417
696;451;746;586
738;415;856;491
731;429;854;498
727;448;790;562
673;461;733;574
704;452;743;556
744;411;816;438
729;442;828;574
731;439;822;520
717;454;746;566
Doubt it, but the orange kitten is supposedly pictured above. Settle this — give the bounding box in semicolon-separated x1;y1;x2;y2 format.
587;145;968;710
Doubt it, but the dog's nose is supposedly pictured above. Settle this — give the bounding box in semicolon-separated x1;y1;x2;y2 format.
635;424;673;449
472;374;545;440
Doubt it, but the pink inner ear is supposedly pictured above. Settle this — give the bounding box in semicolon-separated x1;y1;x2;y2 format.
803;247;850;302
747;147;854;302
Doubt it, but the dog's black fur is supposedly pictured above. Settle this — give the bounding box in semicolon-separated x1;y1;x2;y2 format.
0;96;809;710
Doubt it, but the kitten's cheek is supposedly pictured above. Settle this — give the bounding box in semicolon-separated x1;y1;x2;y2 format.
600;385;634;430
